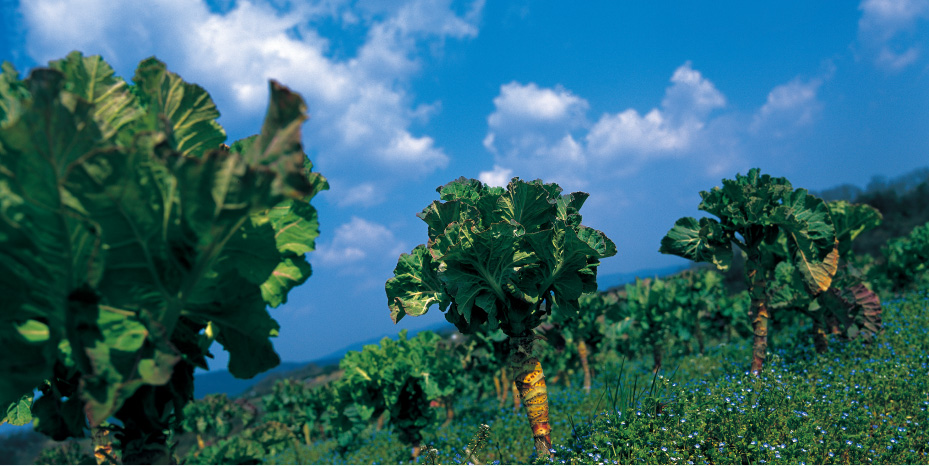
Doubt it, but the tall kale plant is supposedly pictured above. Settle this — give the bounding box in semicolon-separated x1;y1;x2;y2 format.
0;52;326;463
660;169;836;374
386;177;616;457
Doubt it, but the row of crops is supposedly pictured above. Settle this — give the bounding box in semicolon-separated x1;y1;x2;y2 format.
0;52;927;464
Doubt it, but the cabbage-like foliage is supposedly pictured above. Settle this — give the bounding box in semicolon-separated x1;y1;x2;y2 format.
660;168;837;374
0;52;326;460
660;168;837;295
386;177;616;337
333;330;455;451
766;200;884;350
876;222;929;291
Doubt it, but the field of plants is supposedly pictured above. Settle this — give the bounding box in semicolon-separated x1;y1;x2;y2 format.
0;53;927;465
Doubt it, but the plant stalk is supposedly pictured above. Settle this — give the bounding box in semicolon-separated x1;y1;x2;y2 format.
509;334;552;459
747;260;770;375
577;340;592;392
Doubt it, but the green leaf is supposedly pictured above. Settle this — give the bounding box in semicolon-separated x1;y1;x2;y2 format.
261;256;313;308
132;57;226;157
48;51;142;140
496;179;558;234
2;393;33;426
659;217;733;270
827;200;882;259
772;189;838;295
386;245;450;324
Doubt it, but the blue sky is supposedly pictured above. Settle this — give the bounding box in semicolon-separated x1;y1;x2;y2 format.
1;0;927;370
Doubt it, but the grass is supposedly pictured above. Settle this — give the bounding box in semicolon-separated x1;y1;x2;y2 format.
266;286;928;465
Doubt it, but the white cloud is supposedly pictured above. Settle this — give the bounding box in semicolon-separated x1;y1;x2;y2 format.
313;216;405;268
478;165;512;187
858;0;928;71
751;76;823;135
19;0;480;176
330;181;380;207
482;62;724;185
488;82;589;127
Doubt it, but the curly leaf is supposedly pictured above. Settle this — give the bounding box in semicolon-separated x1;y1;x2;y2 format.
132;57;226;157
659;217;733;270
386;244;450;324
2;393;33;426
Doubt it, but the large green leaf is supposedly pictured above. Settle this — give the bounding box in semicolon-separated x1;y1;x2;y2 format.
386;244;450;324
659;217;733;270
827;200;882;259
0;68;107;408
132;57;225;157
771;189;837;295
48;51;142;140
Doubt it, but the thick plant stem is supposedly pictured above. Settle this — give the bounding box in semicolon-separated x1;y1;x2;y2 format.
747;261;769;375
493;372;503;408
511;382;521;412
92;425;117;465
302;423;312;445
577;340;592;392
444;402;455;428
509;334;552;459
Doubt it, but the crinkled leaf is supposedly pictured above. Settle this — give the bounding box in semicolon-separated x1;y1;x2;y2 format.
2;393;33;426
524;220;602;309
827;200;882;259
772;189;838;295
496;179;558;234
48;51;141;140
386;244;450;323
659;217;733;270
555;191;589;227
261;256;313;308
133;57;225;157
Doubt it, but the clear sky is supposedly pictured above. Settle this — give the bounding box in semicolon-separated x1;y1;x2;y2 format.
1;0;927;370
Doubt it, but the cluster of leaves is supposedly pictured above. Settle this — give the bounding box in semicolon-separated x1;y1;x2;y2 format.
262;379;338;446
0;52;326;463
872;222;929;292
659;168;887;373
387;177;616;337
179;394;257;453
331;330;457;452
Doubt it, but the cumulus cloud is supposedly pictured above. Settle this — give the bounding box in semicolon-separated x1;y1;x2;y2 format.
313;216;406;269
19;0;480;176
750;76;824;135
857;0;928;71
482;62;725;185
478;165;512;187
480;62;839;187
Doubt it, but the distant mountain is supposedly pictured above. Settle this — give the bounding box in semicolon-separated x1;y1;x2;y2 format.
193;361;309;400
597;263;692;291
